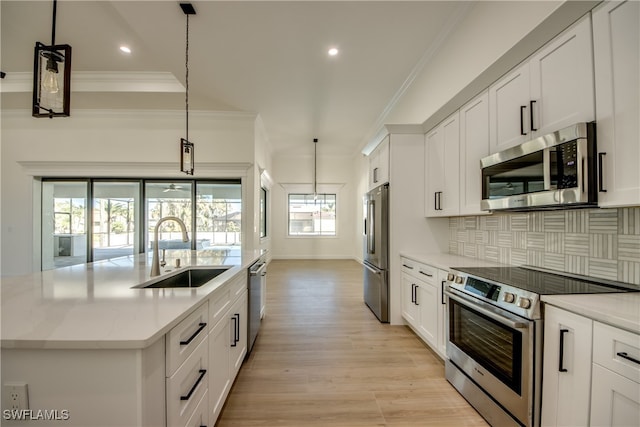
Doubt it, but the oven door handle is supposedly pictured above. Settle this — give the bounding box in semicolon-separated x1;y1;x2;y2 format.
445;290;529;330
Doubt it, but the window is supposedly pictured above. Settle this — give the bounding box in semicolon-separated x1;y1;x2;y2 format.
196;182;242;251
260;187;267;238
42;180;89;270
40;179;241;271
288;193;336;236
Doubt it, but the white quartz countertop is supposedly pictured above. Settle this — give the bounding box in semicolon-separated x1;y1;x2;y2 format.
1;249;264;350
400;252;508;270
542;293;640;334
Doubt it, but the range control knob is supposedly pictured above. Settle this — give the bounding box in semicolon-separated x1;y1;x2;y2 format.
503;292;516;303
517;297;532;309
447;273;455;282
455;276;464;284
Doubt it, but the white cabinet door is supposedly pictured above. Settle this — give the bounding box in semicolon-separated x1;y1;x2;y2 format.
416;280;438;349
591;363;640;427
489;62;531;153
436;269;448;359
425;112;459;217
369;135;390;190
541;305;593;427
529;14;595;136
229;290;248;378
593;0;640;207
401;272;420;327
459;90;490;215
208;315;231;423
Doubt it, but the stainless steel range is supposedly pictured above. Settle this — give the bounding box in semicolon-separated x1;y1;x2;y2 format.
443;265;636;427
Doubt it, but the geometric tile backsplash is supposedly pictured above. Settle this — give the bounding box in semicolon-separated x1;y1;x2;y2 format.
449;207;640;286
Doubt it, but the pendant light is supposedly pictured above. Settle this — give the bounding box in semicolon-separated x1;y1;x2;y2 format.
180;3;196;175
33;0;71;118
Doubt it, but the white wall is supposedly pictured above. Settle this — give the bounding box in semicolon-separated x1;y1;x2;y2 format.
385;1;563;125
1;109;261;276
270;152;359;259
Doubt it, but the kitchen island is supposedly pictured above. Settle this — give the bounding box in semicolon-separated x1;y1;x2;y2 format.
1;249;263;426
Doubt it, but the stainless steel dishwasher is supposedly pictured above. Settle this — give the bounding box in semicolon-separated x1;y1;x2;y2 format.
248;258;266;354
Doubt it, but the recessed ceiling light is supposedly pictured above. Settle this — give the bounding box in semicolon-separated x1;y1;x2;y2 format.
328;48;339;56
120;46;132;54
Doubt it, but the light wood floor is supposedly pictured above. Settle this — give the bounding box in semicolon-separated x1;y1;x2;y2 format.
216;259;489;426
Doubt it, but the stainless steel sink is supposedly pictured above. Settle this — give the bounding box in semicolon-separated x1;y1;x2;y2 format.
135;267;230;289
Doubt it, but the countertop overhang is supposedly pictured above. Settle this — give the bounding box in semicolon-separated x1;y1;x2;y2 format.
1;249;264;350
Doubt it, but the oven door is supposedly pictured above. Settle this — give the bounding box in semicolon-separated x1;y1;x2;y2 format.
445;289;535;426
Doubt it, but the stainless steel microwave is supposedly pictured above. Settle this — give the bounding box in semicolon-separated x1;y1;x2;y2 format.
481;122;597;211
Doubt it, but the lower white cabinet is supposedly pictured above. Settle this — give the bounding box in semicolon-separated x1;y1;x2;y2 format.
208;272;248;424
401;257;447;359
542;305;640;427
590;321;640;427
541;305;593;427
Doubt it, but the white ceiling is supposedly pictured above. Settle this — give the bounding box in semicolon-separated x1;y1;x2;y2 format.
1;1;469;155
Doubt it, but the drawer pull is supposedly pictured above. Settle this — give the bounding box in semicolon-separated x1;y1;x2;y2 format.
617;352;640;366
419;271;433;277
180;322;207;346
180;369;207;401
559;329;569;372
402;264;414;269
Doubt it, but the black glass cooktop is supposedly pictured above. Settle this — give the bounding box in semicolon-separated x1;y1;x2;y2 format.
451;266;639;296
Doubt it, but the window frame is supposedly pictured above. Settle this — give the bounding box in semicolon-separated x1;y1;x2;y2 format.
286;192;337;238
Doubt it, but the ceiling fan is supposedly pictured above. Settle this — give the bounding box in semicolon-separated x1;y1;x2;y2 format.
163;183;184;192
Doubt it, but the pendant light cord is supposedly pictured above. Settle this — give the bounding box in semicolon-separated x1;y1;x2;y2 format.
51;0;57;46
185;13;190;142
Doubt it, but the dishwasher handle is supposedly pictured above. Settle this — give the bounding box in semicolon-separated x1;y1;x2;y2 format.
250;262;266;276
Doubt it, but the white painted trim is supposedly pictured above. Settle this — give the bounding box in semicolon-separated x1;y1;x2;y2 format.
17;161;253;178
0;71;184;93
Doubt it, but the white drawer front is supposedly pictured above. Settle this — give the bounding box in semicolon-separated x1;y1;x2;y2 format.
167;336;209;427
593;321;640;383
401;257;436;284
166;302;209;377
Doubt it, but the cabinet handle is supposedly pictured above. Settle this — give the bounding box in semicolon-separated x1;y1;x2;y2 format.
598;152;607;192
373;167;379;183
414;285;419;306
617;352;640;366
441;280;446;305
231;315;238;347
520;105;527;135
402;264;414;270
559;329;569;372
180;369;207;401
434;192;438;211
438;192;442;211
411;284;416;304
234;313;241;343
529;100;537;132
179;322;207;346
419;270;433;277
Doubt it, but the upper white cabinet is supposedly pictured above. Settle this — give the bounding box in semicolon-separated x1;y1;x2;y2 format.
425;111;460;217
459;90;490;215
489;14;595;153
593;0;640;207
368;135;390;190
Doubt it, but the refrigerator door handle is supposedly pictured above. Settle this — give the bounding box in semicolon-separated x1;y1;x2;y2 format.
368;200;375;254
364;262;381;275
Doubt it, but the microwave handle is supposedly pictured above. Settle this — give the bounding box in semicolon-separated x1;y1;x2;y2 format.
543;148;551;190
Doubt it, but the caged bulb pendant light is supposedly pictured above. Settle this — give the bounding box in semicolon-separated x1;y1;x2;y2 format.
33;0;72;118
180;3;196;175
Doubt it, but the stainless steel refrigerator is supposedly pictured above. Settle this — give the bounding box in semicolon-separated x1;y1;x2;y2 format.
363;183;389;323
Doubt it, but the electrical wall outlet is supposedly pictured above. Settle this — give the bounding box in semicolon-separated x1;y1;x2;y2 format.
3;383;29;410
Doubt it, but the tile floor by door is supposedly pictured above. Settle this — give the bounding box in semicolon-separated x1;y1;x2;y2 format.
216;259;489;426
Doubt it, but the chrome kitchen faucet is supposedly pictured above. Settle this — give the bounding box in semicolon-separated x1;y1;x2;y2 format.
150;216;189;277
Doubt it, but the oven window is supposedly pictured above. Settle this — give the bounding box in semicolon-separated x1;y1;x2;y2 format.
449;299;522;394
